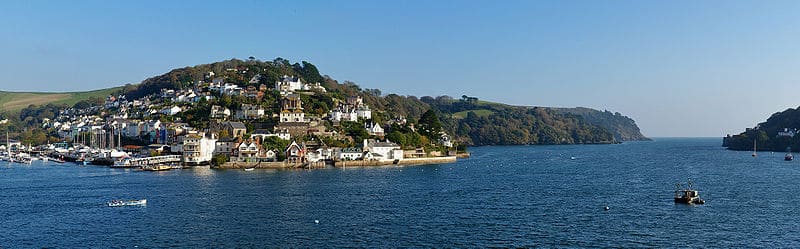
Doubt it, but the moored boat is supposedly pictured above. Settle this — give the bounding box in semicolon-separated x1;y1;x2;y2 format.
107;199;147;207
143;165;171;171
244;167;255;171
674;181;705;205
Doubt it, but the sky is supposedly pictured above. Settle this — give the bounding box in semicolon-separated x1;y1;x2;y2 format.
1;0;799;137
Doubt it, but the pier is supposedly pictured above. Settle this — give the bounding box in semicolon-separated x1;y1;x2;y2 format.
116;155;182;167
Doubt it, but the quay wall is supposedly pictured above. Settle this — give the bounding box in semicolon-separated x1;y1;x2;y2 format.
333;156;457;167
213;161;326;169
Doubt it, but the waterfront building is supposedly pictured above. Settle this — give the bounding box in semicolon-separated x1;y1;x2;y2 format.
182;132;217;166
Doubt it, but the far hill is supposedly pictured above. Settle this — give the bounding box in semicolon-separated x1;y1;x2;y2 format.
0;87;122;113
724;106;800;152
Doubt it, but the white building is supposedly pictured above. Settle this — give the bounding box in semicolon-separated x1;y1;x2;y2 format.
236;141;260;162
778;128;797;137
356;106;372;119
329;108;358;122
279;95;307;123
214;138;237;156
210;105;231;119
161;106;182;115
182;132;217;165
336;148;363;161
250;129;291;142
363;139;403;161
439;133;453;147
366;122;384;136
275;75;303;93
236;104;265;120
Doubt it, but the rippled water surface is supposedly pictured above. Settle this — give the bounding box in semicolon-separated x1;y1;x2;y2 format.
2;138;800;247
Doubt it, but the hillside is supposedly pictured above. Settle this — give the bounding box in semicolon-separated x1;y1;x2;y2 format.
0;87;122;113
7;58;649;147
409;96;647;145
723;106;800;152
553;107;650;141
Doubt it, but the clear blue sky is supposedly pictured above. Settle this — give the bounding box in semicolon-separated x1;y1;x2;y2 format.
1;1;799;137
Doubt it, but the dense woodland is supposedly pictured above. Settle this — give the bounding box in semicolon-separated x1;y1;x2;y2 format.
2;57;649;147
724;107;800;152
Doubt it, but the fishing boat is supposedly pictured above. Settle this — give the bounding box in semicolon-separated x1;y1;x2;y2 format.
107;199;147;207
786;147;794;161
674;181;705;205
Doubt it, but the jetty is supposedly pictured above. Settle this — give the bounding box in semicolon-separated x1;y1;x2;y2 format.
113;155;182;168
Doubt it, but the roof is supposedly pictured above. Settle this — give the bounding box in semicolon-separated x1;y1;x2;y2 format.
252;129;272;135
225;121;247;129
341;148;362;153
371;141;399;147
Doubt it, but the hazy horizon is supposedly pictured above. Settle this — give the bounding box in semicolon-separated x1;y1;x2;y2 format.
2;1;798;138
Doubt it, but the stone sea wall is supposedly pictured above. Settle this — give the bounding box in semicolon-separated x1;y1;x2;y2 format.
333;156;457;167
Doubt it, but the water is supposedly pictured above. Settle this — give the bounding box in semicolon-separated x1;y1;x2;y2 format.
2;138;800;247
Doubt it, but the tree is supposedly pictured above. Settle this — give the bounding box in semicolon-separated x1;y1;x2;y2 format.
418;109;442;137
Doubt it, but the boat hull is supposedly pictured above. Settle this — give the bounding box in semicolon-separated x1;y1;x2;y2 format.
107;199;147;207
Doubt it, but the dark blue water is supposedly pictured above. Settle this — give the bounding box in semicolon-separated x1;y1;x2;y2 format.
2;138;800;247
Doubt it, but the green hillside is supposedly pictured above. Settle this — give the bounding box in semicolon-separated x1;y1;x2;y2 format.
0;87;122;113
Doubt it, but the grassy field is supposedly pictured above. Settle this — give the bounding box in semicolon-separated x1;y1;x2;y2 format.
452;109;494;119
0;87;122;113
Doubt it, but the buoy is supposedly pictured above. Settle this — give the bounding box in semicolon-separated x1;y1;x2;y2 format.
314;220;319;224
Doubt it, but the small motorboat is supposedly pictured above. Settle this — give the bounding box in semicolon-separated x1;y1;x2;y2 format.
107;199;147;207
674;181;704;205
244;167;255;171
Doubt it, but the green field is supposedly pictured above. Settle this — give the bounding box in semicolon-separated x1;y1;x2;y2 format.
0;87;122;113
452;109;494;119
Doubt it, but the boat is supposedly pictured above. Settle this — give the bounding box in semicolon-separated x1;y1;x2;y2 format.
752;139;757;157
143;165;171;171
674;181;705;205
107;199;147;207
244;167;255;171
786;147;794;161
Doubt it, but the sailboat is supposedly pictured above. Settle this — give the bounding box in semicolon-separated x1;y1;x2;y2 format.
752;139;757;157
785;147;793;161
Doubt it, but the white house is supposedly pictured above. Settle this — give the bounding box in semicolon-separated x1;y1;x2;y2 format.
210;105;231;119
237;141;260;162
285;141;305;163
214;137;237;156
264;150;276;161
336;147;363;161
250;129;291;142
161;106;182;115
236;104;265;120
365;122;384;136
356;105;372;119
329;107;358;122
275;75;304;93
778;128;797;137
439;133;453;147
363;139;403;161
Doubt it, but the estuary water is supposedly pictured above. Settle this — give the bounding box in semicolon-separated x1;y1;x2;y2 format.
2;138;800;247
